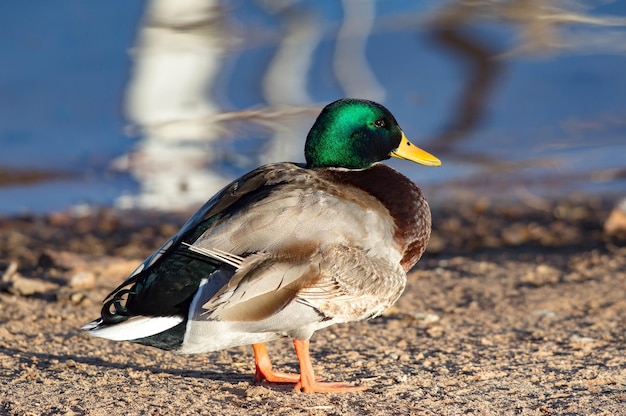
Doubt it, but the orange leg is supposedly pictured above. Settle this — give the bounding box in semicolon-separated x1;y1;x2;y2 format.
292;339;366;393
252;343;301;383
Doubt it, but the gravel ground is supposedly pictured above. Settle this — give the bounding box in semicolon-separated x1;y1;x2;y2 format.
1;196;625;415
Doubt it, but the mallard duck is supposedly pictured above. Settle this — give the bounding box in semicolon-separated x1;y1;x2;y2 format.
82;98;441;393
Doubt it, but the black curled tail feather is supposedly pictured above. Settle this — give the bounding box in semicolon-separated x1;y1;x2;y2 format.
101;288;135;325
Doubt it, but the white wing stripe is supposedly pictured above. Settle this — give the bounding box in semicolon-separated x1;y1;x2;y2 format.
183;243;244;268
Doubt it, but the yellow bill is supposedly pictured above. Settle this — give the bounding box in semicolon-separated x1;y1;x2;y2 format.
390;132;441;166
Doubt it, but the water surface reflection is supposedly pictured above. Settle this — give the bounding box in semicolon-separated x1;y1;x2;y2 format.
0;0;625;213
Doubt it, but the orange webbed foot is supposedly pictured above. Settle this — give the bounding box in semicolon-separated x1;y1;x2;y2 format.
254;368;302;384
294;380;367;393
252;341;365;393
252;343;301;384
292;339;366;393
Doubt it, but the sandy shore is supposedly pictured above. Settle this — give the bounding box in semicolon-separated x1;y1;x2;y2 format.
1;196;625;415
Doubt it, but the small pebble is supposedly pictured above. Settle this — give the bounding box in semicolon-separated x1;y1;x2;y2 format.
570;335;596;344
604;198;626;239
532;310;556;318
69;292;87;305
7;275;59;296
69;271;96;290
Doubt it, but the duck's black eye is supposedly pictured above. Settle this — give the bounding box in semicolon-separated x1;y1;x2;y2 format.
374;119;386;128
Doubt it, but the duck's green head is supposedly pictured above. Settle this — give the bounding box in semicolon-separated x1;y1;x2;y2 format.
305;99;441;169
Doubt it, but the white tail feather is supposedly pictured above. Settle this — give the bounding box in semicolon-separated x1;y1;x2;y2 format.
83;315;184;341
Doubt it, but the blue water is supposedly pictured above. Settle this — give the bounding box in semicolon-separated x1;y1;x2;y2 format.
1;1;625;214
